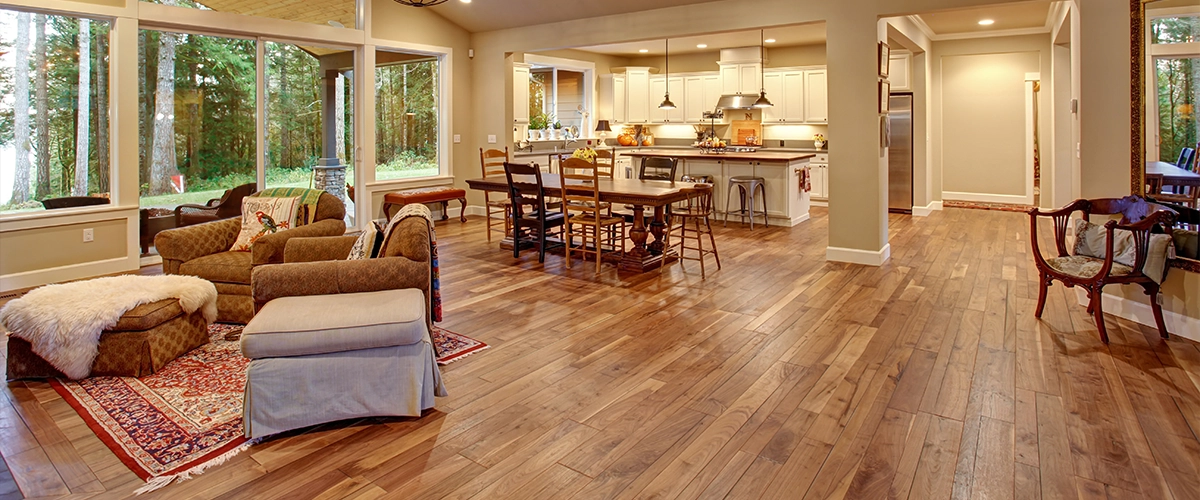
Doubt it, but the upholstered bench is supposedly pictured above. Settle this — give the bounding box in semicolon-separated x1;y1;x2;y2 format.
6;299;209;380
383;187;467;222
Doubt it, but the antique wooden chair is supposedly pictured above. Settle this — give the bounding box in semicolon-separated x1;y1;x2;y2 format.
560;157;626;273
174;182;256;227
1029;196;1177;343
480;148;511;242
503;161;564;263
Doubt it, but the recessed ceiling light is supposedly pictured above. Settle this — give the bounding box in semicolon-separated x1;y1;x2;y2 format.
460;0;471;3
696;43;708;49
639;49;649;53
764;38;776;43
327;20;344;28
978;19;995;25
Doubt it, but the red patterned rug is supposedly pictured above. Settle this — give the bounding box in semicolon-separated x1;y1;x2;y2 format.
49;323;483;491
50;323;250;493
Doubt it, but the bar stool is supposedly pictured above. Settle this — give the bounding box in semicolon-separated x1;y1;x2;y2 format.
666;184;720;279
724;176;768;229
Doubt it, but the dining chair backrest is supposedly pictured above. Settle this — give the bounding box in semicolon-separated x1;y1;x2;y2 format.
481;148;509;177
640;156;678;181
1175;147;1195;171
560;157;603;223
503;161;550;217
595;149;615;178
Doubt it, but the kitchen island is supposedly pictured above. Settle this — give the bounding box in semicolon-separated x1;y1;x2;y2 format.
625;149;815;227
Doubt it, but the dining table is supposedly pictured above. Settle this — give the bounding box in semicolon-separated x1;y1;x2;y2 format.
1147;161;1200;187
466;174;710;272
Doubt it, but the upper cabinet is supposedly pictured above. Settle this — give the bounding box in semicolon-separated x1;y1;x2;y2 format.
719;62;762;95
684;75;720;123
625;67;652;124
599;72;627;124
513;63;531;124
649;76;686;123
888;52;911;91
761;68;825;124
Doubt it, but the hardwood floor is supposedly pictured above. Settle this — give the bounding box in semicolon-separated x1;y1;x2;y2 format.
3;207;1200;499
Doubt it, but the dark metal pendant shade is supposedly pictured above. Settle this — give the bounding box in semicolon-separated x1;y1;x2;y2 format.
392;0;449;6
659;94;676;109
753;91;773;108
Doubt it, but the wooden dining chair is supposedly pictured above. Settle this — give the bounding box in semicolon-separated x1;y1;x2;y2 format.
665;182;720;279
503;161;564;263
481;148;511;242
561;157;626;273
595;149;615;179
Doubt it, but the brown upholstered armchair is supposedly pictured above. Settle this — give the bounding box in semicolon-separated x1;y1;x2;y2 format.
1029;196;1177;343
174;182;257;227
155;189;347;324
250;216;433;330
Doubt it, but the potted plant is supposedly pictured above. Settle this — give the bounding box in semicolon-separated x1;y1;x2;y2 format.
552;120;564;140
529;112;547;141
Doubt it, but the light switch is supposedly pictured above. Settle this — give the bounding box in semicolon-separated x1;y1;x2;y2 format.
453;134;462;143
488;135;497;144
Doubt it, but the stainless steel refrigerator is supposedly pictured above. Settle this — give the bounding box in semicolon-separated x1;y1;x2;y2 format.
888;93;914;214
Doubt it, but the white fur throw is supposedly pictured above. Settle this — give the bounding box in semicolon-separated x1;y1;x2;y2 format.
0;275;218;379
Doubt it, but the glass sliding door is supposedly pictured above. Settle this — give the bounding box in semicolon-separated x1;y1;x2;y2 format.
375;50;440;181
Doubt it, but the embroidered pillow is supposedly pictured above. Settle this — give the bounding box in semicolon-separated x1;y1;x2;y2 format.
347;221;385;260
1072;219;1174;283
230;196;300;252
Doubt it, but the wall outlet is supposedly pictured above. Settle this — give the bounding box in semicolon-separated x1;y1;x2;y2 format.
488;135;497;144
82;228;94;242
453;134;462;143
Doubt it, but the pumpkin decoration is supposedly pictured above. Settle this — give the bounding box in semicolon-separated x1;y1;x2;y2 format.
617;134;636;146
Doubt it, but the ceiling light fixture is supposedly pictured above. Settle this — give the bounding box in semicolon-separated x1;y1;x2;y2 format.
639;49;649;53
659;38;676;110
460;0;471;3
391;0;450;7
753;30;773;109
696;43;708;49
978;19;995;25
764;38;776;43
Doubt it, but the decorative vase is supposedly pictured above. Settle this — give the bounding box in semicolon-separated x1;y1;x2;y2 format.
814;140;826;149
528;129;537;142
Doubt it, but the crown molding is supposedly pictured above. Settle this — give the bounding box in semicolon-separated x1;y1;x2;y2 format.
906;14;1051;42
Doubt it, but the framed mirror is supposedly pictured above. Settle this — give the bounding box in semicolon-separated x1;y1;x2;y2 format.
1134;0;1200;272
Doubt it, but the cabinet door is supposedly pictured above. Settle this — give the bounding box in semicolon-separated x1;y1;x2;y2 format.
782;71;805;122
761;72;784;123
740;64;762;95
803;70;828;123
626;69;650;123
613;74;626;124
513;65;530;123
811;164;827;199
704;75;721;115
648;76;667;123
667;77;685;123
889;54;911;91
720;65;740;94
685;76;706;123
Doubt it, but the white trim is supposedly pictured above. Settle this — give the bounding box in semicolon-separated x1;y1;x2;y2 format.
139;254;163;267
906;15;936;41
789;213;812;227
0;0;134;19
942;192;1031;204
1;257;135;293
1024;75;1038;207
926;27;1051;42
911;200;942;216
826;244;892;266
137;2;365;47
1074;289;1200;344
809;199;828;207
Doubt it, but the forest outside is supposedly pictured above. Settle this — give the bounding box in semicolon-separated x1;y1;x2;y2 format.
0;10;111;214
1152;15;1199;164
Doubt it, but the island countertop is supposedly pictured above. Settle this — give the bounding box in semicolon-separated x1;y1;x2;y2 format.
623;149;816;162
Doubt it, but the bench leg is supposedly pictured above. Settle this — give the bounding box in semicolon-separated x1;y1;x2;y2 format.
440;201;450;221
459;198;468;223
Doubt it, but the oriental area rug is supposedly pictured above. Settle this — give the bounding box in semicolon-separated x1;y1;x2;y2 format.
50;323;485;493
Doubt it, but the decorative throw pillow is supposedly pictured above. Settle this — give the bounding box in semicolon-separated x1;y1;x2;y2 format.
230;196;300;252
1072;219;1174;283
347;221;385;260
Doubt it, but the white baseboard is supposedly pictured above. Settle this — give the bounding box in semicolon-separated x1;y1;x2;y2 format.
789;213;811;226
810;199;828;207
1;256;138;293
139;254;162;267
1074;288;1200;343
447;205;487;219
827;244;892;266
912;200;943;217
943;191;1033;205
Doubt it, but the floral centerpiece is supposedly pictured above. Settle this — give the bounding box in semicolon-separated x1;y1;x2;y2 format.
571;146;597;162
812;133;826;149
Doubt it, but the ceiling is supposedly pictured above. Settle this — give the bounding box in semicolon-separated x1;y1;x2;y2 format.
200;0;356;28
573;24;827;57
425;0;724;34
916;1;1053;36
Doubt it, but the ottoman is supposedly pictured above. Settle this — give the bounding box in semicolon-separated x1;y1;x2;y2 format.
6;299;210;380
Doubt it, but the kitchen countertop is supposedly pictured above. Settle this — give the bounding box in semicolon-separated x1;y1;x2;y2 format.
623;148;816;162
513;145;827;160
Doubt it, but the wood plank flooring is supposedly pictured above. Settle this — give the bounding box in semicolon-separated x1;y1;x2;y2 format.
3;207;1200;499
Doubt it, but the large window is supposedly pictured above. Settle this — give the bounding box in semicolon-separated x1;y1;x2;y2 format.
137;29;256;211
375;52;439;180
0;9;111;214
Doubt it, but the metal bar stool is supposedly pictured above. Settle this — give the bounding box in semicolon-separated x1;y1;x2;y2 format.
666;183;720;279
724;176;768;229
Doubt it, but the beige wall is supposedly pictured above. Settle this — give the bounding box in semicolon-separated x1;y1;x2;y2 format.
0;219;127;276
940;50;1039;197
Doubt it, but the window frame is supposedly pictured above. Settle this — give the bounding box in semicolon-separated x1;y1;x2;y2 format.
1144;6;1200;162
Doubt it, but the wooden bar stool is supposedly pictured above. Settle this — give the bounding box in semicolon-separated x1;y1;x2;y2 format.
667;183;720;279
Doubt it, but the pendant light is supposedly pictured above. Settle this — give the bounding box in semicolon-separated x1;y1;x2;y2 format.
392;0;449;6
659;38;676;110
753;30;774;108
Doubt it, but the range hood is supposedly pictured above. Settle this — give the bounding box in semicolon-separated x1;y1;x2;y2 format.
715;94;759;110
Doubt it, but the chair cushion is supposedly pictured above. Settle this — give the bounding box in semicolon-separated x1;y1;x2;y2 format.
1072;219;1174;283
179;251;253;285
241;288;427;359
1046;255;1134;280
385;187;467;205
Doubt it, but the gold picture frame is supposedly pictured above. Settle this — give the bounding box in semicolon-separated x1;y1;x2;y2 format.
878;42;890;78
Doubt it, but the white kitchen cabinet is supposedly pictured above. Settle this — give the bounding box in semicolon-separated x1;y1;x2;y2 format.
684;75;722;123
760;72;783;123
889;53;911;91
613;75;627;124
809;160;828;201
598;73;627;124
649;77;666;123
718;63;762;95
513;64;531;124
649;76;686;123
625;67;651;124
803;69;828;123
761;70;807;123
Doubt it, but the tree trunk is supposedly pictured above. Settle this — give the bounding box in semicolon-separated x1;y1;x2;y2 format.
335;72;345;161
12;13;32;203
279;49;290;169
95;30;109;194
34;14;50;199
150;20;179;195
73;19;91;196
